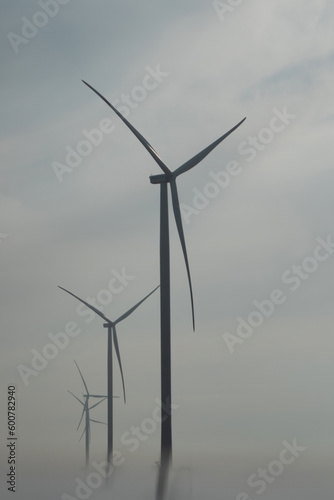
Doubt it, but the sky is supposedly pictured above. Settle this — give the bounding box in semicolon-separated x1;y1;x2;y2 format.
1;0;334;499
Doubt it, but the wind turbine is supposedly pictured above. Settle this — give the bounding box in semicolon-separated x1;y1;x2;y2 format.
59;285;159;465
82;79;245;497
68;360;109;467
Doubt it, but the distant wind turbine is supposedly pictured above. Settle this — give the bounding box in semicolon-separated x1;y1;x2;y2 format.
68;360;110;467
82;79;245;498
59;285;159;465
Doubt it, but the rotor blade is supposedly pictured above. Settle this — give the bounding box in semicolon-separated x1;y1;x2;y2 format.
58;286;112;324
172;117;246;178
67;390;84;406
114;285;160;325
79;426;86;442
90;395;120;398
77;407;86;430
90;419;107;425
82;80;171;176
74;360;89;395
170;179;195;331
88;398;107;411
112;326;126;404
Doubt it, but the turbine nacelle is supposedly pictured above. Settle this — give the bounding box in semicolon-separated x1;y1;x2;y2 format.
150;174;171;184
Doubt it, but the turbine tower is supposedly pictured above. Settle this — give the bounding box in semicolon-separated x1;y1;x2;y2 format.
68;360;109;467
59;285;159;465
82;79;245;498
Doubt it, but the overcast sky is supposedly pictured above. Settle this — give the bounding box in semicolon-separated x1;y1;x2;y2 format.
1;1;334;499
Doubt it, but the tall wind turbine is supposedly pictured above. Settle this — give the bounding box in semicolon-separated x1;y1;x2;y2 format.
59;285;159;465
82;79;245;497
68;360;109;467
